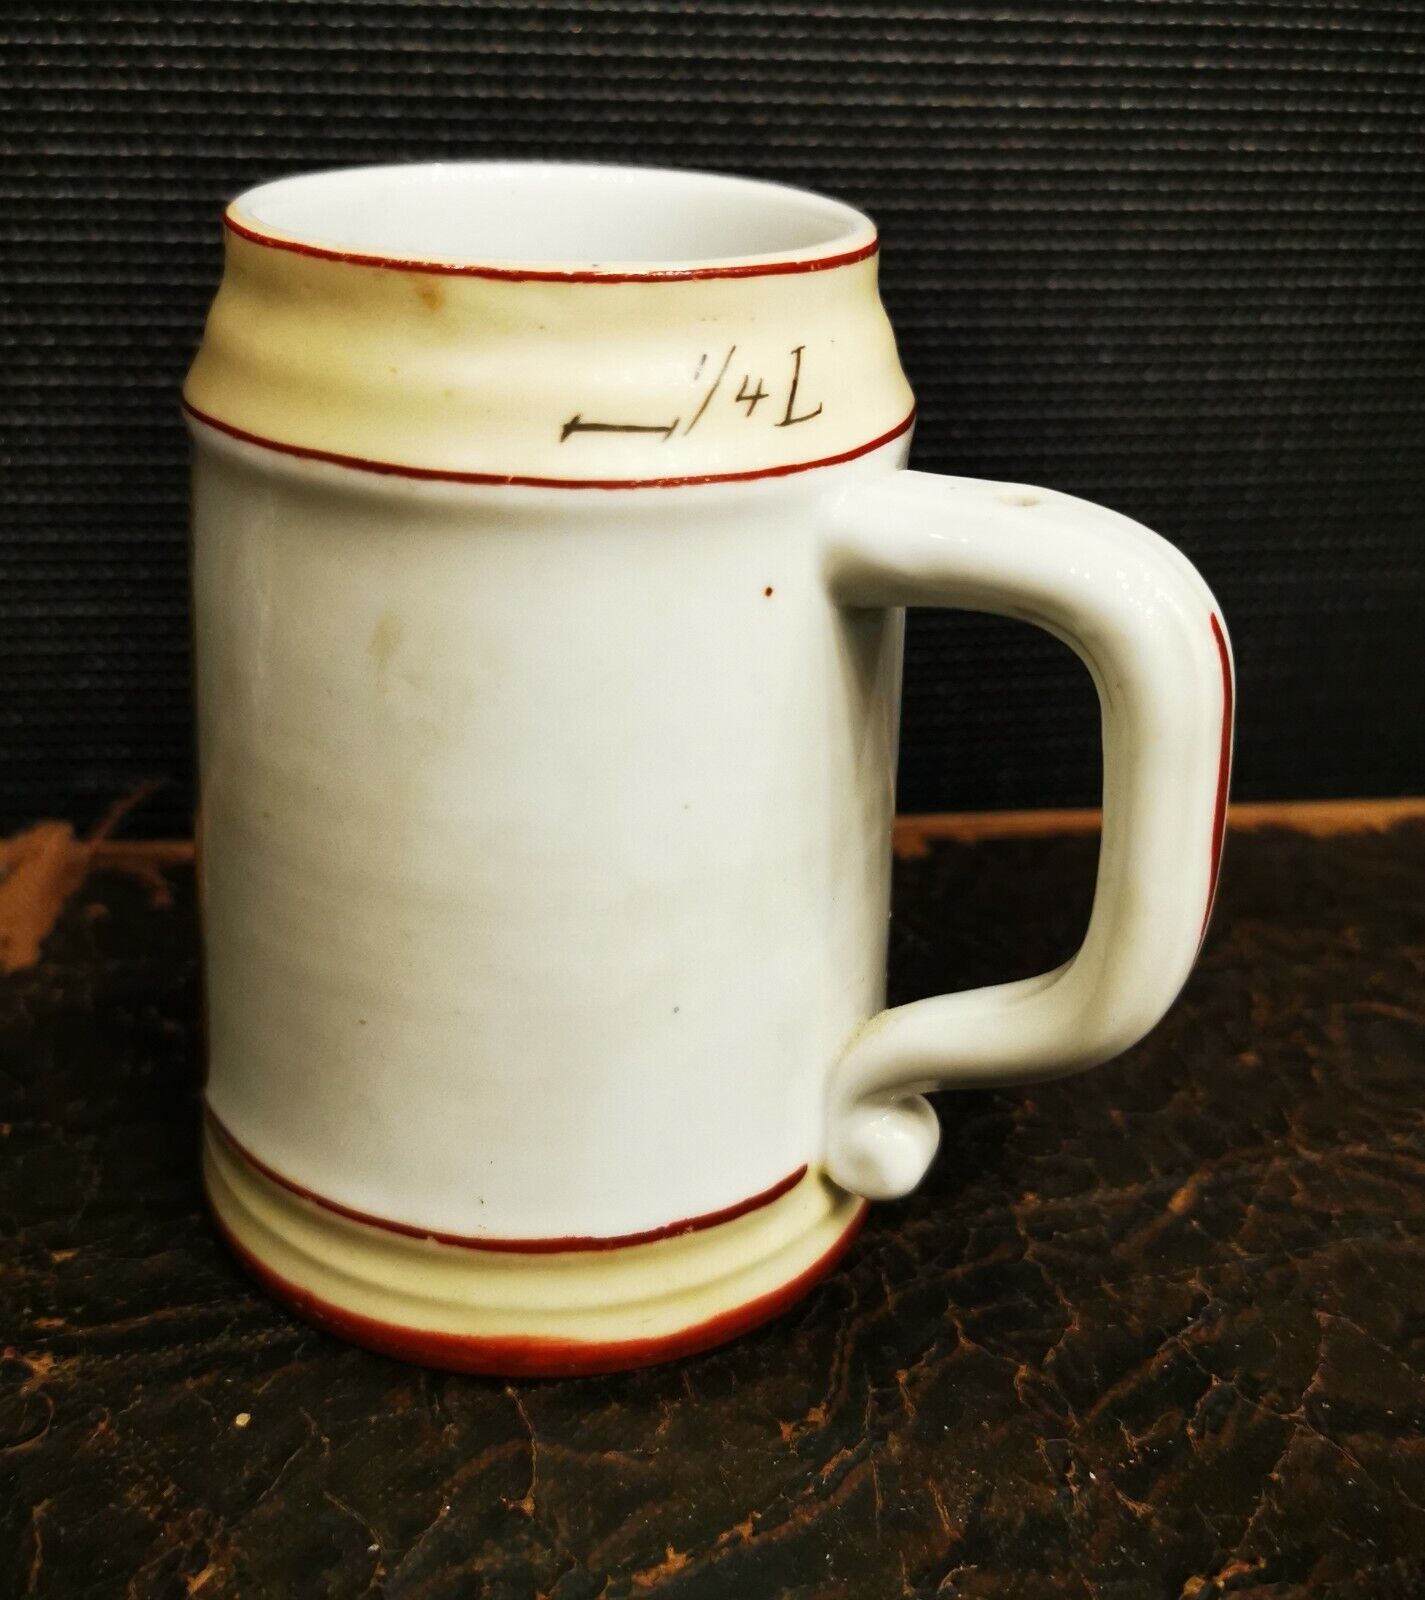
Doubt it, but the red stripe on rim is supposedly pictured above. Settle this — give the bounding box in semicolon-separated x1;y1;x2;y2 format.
1202;614;1235;936
210;1201;868;1376
206;1109;810;1253
222;210;879;281
182;399;915;490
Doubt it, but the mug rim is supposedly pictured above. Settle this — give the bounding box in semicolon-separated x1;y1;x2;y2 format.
224;160;879;283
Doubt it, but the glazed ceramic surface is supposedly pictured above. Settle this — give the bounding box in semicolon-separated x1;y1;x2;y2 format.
187;163;1233;1374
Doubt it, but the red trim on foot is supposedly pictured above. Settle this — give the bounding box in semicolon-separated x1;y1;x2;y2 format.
182;399;915;491
211;1202;868;1376
222;211;879;282
206;1109;809;1253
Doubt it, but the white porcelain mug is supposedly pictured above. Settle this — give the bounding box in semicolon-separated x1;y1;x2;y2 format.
186;163;1233;1375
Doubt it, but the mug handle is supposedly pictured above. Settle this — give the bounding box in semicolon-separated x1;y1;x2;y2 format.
823;470;1234;1199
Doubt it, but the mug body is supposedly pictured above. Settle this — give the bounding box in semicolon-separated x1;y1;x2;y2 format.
186;163;915;1372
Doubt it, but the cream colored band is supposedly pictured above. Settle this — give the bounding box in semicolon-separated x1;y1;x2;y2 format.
204;1120;864;1353
184;230;914;484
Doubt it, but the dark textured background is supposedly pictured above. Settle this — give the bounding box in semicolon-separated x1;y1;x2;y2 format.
3;1;1423;836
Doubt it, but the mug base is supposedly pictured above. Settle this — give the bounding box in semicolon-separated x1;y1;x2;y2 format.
203;1121;866;1376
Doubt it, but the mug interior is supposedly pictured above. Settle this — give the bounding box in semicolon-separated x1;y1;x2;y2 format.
228;162;874;270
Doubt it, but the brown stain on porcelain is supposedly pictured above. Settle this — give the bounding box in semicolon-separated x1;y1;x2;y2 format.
414;279;445;313
369;611;402;674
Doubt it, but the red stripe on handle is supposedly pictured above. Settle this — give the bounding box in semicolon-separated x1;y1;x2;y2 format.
1202;613;1235;935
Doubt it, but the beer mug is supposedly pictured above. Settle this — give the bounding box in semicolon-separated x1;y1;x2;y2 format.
186;163;1233;1374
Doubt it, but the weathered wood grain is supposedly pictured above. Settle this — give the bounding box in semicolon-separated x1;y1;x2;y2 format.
2;819;1423;1598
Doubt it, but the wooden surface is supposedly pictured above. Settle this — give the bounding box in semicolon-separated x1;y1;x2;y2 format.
3;810;1424;1598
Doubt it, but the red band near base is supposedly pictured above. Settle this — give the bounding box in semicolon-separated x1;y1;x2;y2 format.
205;1109;810;1253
